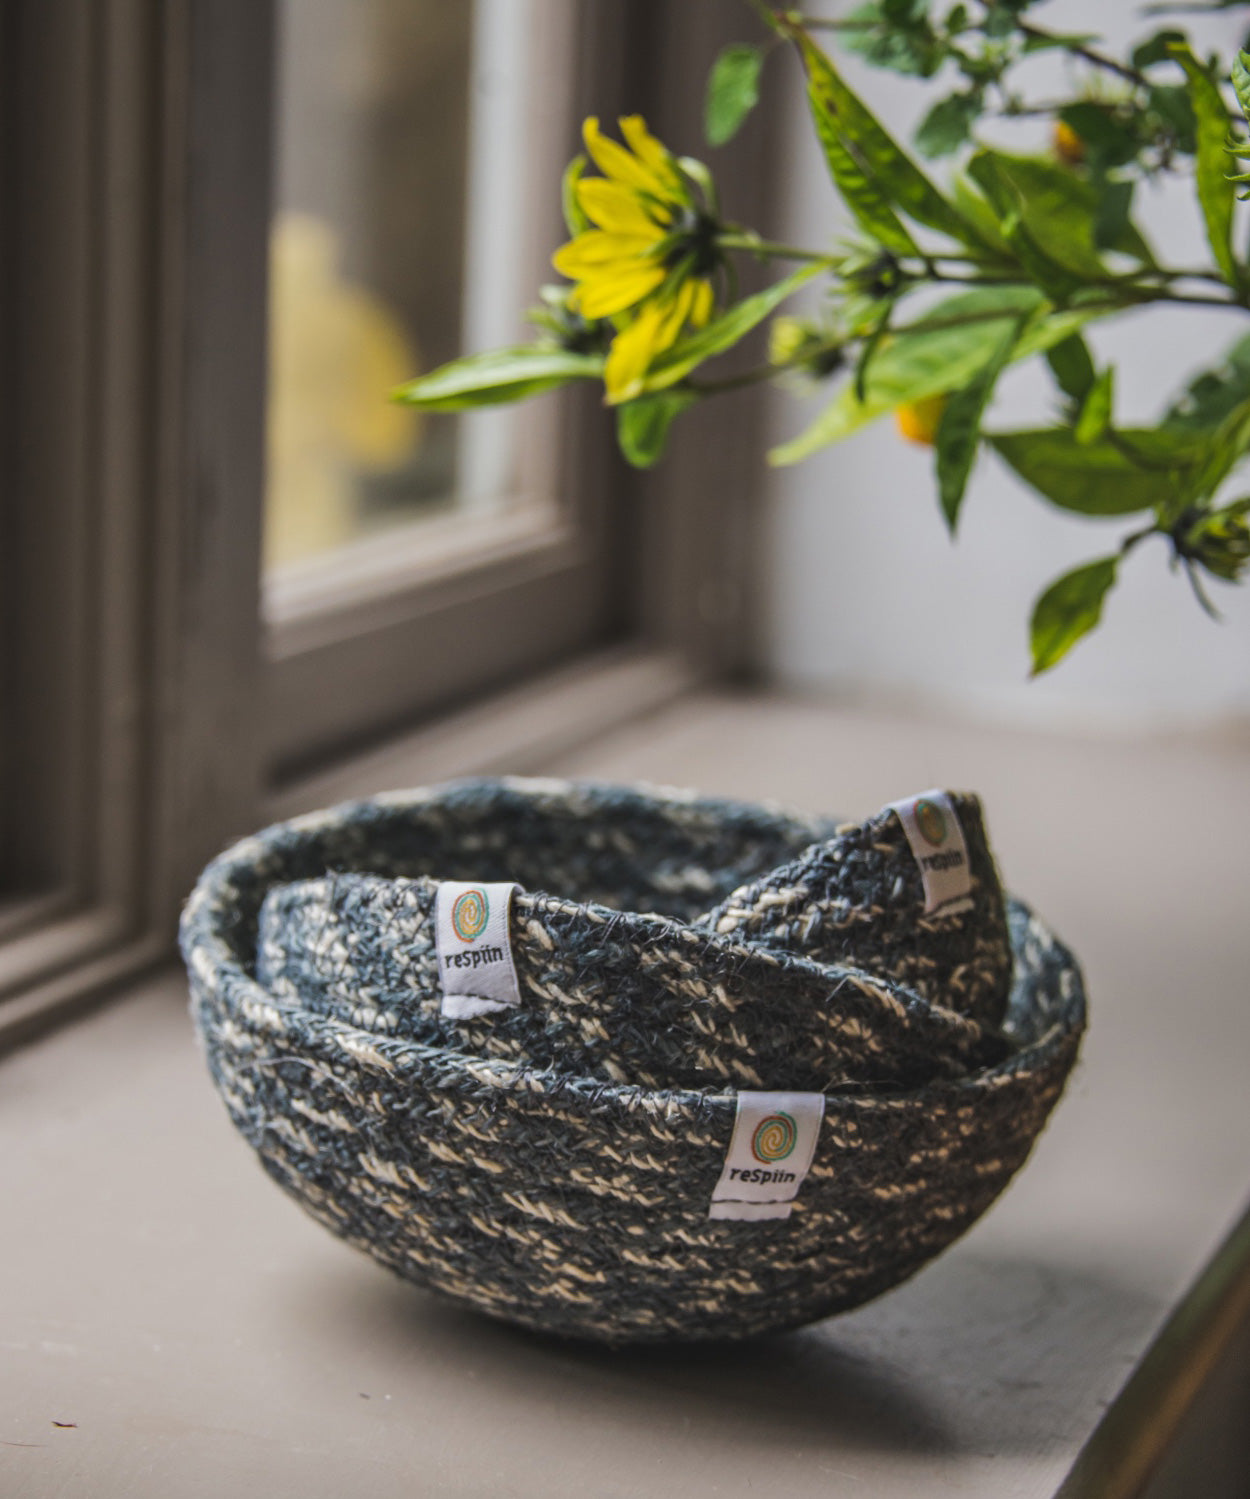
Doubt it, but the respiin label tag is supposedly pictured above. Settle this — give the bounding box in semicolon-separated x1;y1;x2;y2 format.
886;790;974;915
709;1091;825;1221
435;881;522;1019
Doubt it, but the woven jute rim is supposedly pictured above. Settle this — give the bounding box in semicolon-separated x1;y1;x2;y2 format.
181;777;1086;1344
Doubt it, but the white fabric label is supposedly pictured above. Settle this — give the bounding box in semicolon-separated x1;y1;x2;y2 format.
708;1091;825;1222
886;790;973;915
435;881;523;1019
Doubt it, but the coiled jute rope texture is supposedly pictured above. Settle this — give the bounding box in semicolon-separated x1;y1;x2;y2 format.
181;778;1086;1344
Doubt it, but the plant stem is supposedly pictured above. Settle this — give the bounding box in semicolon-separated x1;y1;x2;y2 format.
1000;102;1086;119
924;268;1043;288
841;246;1231;287
720;223;1244;308
1016;21;1147;87
717;232;835;264
1183;556;1222;618
744;0;797;38
1120;523;1159;555
691;364;781;394
918;263;1243;309
1110;286;1244;310
780;16;876;32
723;232;1242;303
1119;266;1232;287
787;9;1145;90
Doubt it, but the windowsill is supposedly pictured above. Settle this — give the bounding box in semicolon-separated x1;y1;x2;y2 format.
4;689;1249;1496
265;643;700;823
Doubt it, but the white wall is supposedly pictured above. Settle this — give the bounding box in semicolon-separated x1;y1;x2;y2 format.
762;1;1250;729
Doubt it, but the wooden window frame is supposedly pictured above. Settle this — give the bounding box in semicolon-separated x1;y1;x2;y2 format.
0;0;270;1047
262;0;628;778
0;0;779;1051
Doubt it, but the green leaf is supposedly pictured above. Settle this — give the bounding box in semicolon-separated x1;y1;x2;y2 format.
854;301;896;403
989;427;1208;515
844;1;946;78
1131;29;1187;70
1163;331;1250;431
935;318;1018;532
616;389;698;468
641;263;822;394
1011;301;1111;363
770;284;1115;467
811;113;921;257
561;155;590;236
1074;368;1114;445
980;154;1107;273
1147;85;1197;157
914;92;981;158
1232;52;1250;200
984;155;1102;274
1192;395;1250;501
770;286;1046;464
791;27;989;249
966;153;1085;299
1058;103;1142;171
982;7;1018;40
1185;496;1250;581
950;173;1011;256
1170;42;1242;290
1046;334;1096;402
1232;50;1250;124
1021;30;1099;55
1093;178;1134;254
969;152;1155;269
392;346;603;411
1030;556;1119;675
704;44;764;147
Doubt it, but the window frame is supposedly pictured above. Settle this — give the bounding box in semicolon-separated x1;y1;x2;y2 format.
261;0;631;777
0;0;779;1050
0;0;271;1046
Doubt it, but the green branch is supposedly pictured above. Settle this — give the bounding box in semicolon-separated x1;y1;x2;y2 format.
1016;21;1148;88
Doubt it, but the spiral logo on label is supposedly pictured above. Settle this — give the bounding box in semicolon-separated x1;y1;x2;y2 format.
451;888;489;942
915;797;948;847
751;1112;798;1163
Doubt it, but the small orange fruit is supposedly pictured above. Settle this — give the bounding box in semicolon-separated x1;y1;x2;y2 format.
1053;120;1085;166
894;394;947;446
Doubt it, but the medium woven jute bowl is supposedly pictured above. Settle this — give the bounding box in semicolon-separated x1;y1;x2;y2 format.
180;778;1086;1345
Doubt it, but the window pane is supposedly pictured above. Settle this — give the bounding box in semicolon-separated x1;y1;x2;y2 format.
265;0;548;575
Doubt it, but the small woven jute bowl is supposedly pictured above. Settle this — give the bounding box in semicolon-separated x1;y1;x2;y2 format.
180;778;1086;1345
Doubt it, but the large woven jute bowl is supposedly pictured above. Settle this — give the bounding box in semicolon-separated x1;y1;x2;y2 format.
180;778;1086;1345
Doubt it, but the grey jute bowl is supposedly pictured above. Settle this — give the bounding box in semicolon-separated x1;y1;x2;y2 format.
180;777;1086;1345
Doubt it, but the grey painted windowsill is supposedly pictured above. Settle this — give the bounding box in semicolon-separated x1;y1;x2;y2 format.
3;691;1249;1498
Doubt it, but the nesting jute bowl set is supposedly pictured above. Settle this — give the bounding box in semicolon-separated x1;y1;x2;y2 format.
180;778;1087;1345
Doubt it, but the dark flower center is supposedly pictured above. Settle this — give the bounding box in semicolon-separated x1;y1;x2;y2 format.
666;207;722;277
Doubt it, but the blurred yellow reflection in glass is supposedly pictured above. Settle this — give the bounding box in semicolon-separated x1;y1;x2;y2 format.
265;213;421;568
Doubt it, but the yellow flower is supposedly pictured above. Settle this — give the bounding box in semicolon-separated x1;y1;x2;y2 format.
895;394;948;446
1053;120;1085;167
266;214;420;567
769;315;810;367
553;116;719;404
769;314;845;383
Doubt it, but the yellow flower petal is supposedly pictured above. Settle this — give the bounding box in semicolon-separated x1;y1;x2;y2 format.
619;116;682;194
653;280;696;354
576;178;667;236
689;277;715;328
603;283;700;404
583;116;676;199
895;395;947;446
604;301;669;404
553;231;658;277
573;262;668;319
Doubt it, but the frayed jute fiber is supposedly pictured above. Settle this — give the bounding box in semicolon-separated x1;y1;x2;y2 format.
180;777;1086;1344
